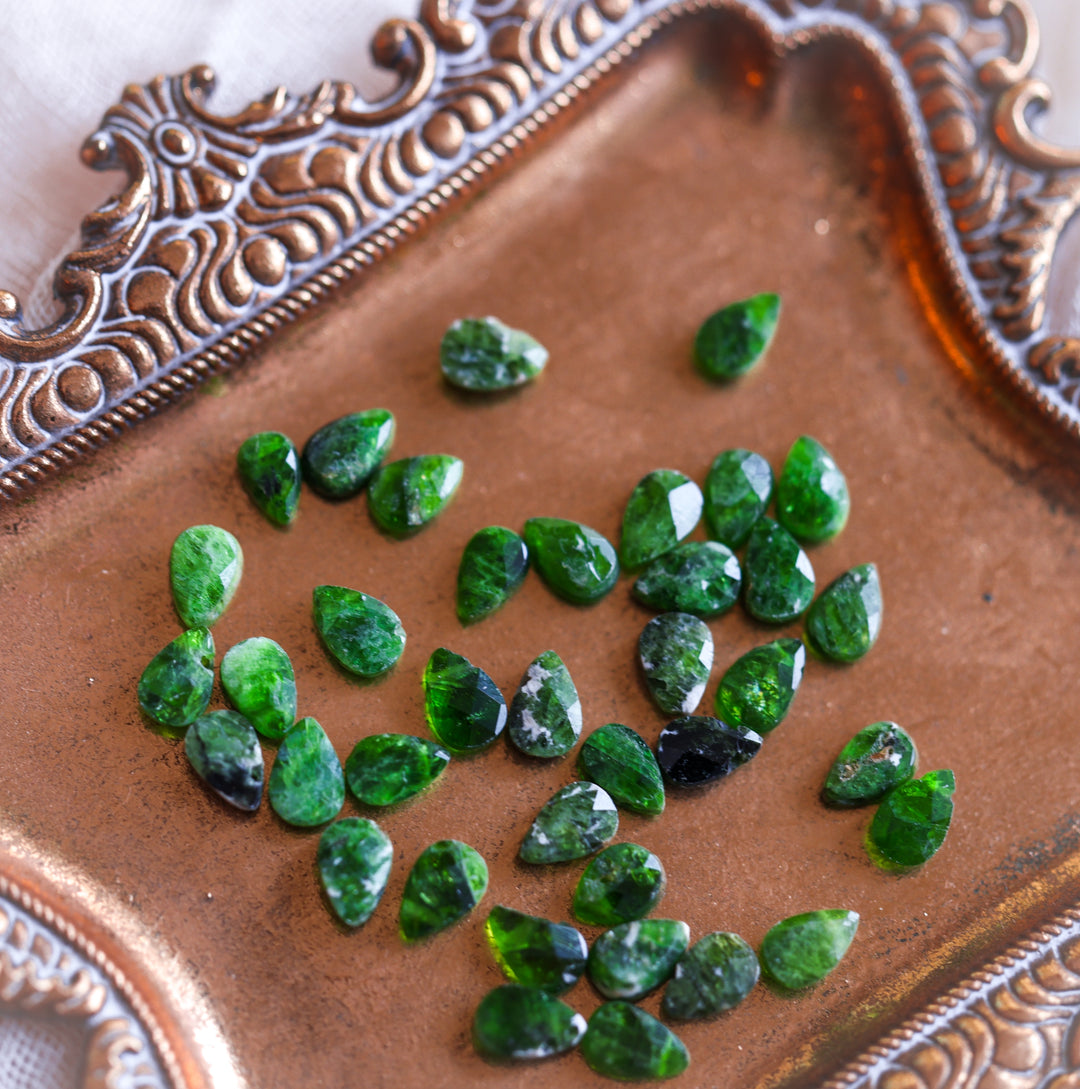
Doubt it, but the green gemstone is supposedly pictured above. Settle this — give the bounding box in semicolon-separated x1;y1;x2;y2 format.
301;409;395;500
423;648;507;752
220;637;296;740
573;843;666;927
267;717;345;827
589;919;690;1000
368;455;463;537
823;722;917;808
703;449;774;548
473;985;586;1062
507;650;582;758
317;817;393;927
743;517;815;623
694;293;780;381
344;734;450;806
523;517;619;605
581;1002;689;1081
236;431;301;526
662;932;759;1019
485;906;588;993
638;613;713;716
170;525;243;628
312;585;406;677
520;782;618;864
400;839;488;941
714;638;805;735
632;541;741;618
456;526;530;623
760;910;859;990
620;470;703;571
184;710;264;811
578;724;665;816
868;770;955;869
776;435;850;543
440;316;549;391
806;564;882;663
137;628;215;728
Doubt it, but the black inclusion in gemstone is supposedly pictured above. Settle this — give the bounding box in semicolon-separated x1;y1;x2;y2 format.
655;716;763;786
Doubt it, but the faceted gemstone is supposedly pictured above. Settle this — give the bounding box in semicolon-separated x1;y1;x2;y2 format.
656;716;763;787
703;449;774;548
344;733;450;806
312;585;406;677
367;455;463;537
519;782;618;864
301;408;395;500
619;470;703;571
760;909;859;990
867;770;955;869
220;637;296;740
184;710;264;811
484;906;588;993
742;517;815;623
806;564;882;663
713;638;805;736
632;541;741;618
267;717;345;827
507;650;582;758
572;843;666;927
776;435;850;544
662;932;759;1019
440;316;549;391
694;292;780;381
170;525;243;628
522;517;619;605
317;817;393;927
589;919;690;1000
423;648;507;752
822;722;917;808
581;1002;689;1081
456;526;530;624
473;985;586;1062
138;628;214;728
236;431;300;526
638;613;714;716
399;839;488;941
578;723;665;816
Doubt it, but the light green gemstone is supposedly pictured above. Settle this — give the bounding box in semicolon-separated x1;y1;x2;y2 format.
440;316;549;391
507;650;582;758
581;1002;689;1081
867;770;955;869
523;517;619;605
236;431;301;526
760;909;859;989
301;409;395;500
589;919;690;1000
577;723;665;816
456;526;530;624
185;710;264;811
714;638;805;735
662;932;759;1019
423;648;507;752
317;817;393;927
368;455;463;537
775;435;850;543
823;721;917;808
268;717;345;827
520;782;618;864
344;734;450;806
742;517;815;623
620;469;703;571
485;906;588;993
806;564;882;663
170;525;243;628
694;293;780;381
573;843;666;927
473;985;586;1062
137;628;215;728
312;585;406;677
400;839;488;941
632;541;741;618
638;613;714;716
703;449;774;548
220;637;296;740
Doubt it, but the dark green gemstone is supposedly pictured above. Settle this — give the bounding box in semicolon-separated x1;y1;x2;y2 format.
638;613;713;716
743;517;815;623
572;843;666;927
620;470;703;571
775;435;849;543
867;770;955;869
473;985;586;1062
485;906;588;993
170;525;243;628
312;585;406;677
760;909;859;989
456;526;530;624
185;710;264;811
581;1002;689;1081
662;932;759;1019
368;455;463;537
589;919;690;1000
268;717;345;827
423;648;507;752
703;449;773;548
301;409;395;500
344;734;450;806
520;782;618;864
507;650;582;758
806;564;882;663
138;628;214;728
440;316;548;391
694;293;780;381
656;716;762;787
317;817;393;927
578;724;665;816
220;637;296;740
236;431;300;526
822;722;917;807
632;541;741;618
400;839;488;941
522;517;619;605
714;638;805;735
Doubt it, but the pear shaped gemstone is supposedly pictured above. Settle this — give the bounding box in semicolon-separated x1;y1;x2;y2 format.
581;1002;689;1081
440;316;549;391
632;541;741;618
868;770;955;869
662;932;759;1019
639;613;713;716
185;710;264;811
368;455;463;536
573;843;666;927
589;919;690;1000
473;985;586;1061
507;650;582;758
806;564;882;662
578;723;665;816
268;717;345;827
344;734;450;807
138;628;215;728
312;586;406;677
519;782;618;864
523;517;619;605
485;906;588;993
703;448;773;547
220;636;296;740
170;525;243;628
742;518;815;623
423;648;507;752
400;840;488;941
620;470;703;571
301;408;395;500
317;817;393;927
456;525;530;624
714;638;805;735
694;292;780;381
776;435;849;543
822;721;917;808
760;909;859;989
656;716;762;787
236;431;301;525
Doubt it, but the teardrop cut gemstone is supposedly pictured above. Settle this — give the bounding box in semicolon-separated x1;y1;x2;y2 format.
656;716;762;787
822;721;917;808
619;469;703;571
661;932;759;1019
760;909;859;989
713;638;805;735
806;564;882;662
573;843;666;927
440;316;549;390
368;454;463;536
170;525;243;628
456;525;530;624
344;734;450;806
580;1002;689;1081
507;650;582;758
577;723;665;816
312;585;406;677
185;710;264;811
523;517;619;605
301;408;395;500
220;636;296;740
703;448;773;548
638;613;713;716
742;518;815;623
268;717;345;827
473;985;586;1061
236;431;301;525
317;817;393;927
632;541;741;618
589;919;690;1000
776;435;849;543
399;840;488;941
519;782;618;864
694;292;780;381
867;770;955;869
485;906;588;993
423;648;507;752
138;628;215;728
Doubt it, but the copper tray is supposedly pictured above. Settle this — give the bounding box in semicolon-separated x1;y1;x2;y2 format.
3;3;1080;1087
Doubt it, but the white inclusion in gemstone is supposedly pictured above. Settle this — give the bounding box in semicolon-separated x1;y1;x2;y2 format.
819;462;845;495
796;549;815;583
620;921;641;947
591;786;616;811
667;480;703;540
518;708;551;744
533;830;551;845
523;661;552;697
